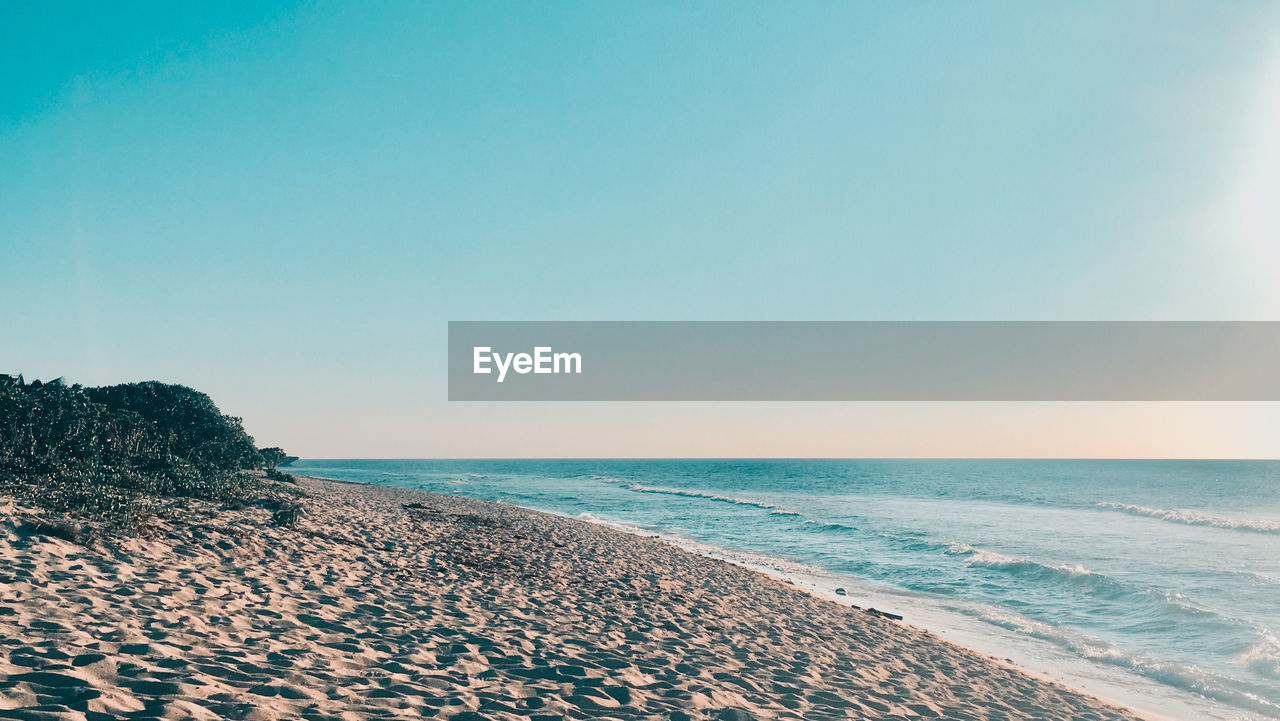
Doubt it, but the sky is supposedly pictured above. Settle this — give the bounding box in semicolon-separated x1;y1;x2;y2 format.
3;1;1279;458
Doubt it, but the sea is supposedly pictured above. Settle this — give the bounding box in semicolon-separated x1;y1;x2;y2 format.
286;459;1280;721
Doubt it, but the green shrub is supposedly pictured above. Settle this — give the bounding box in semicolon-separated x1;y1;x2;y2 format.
0;374;300;531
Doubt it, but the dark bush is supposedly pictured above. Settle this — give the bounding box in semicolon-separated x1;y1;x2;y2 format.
0;374;299;531
259;447;298;470
22;516;91;544
270;501;305;527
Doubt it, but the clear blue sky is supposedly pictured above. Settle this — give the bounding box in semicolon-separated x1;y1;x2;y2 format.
3;2;1279;457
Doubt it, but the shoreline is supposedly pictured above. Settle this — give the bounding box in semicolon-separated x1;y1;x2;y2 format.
565;513;1191;721
525;503;1188;721
1;475;1147;720
311;473;1177;721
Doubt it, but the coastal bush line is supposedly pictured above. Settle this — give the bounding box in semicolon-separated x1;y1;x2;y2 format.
0;374;302;534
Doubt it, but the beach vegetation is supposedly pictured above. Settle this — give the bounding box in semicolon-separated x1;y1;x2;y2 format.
259;446;298;470
0;374;302;535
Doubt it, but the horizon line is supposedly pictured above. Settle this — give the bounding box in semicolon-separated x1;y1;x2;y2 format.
287;456;1280;462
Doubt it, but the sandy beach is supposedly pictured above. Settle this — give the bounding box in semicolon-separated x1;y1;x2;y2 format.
0;476;1146;721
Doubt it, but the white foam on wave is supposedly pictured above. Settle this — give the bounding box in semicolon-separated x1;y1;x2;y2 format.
1097;502;1280;535
946;543;1098;580
961;605;1280;718
947;544;1225;626
1236;636;1280;681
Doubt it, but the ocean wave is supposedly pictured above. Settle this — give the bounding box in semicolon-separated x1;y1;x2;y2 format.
963;606;1280;717
621;483;800;515
1236;637;1280;681
946;543;1106;585
1152;590;1219;620
1096;502;1280;535
806;520;858;532
942;544;1222;625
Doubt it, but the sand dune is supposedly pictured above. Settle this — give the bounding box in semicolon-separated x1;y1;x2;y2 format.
0;477;1145;720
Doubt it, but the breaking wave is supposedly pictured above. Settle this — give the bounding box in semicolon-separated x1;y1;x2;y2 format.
1236;637;1280;681
962;606;1280;718
621;483;800;515
1097;503;1280;535
946;543;1118;590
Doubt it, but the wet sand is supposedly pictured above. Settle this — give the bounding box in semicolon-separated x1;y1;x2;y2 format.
0;476;1147;720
